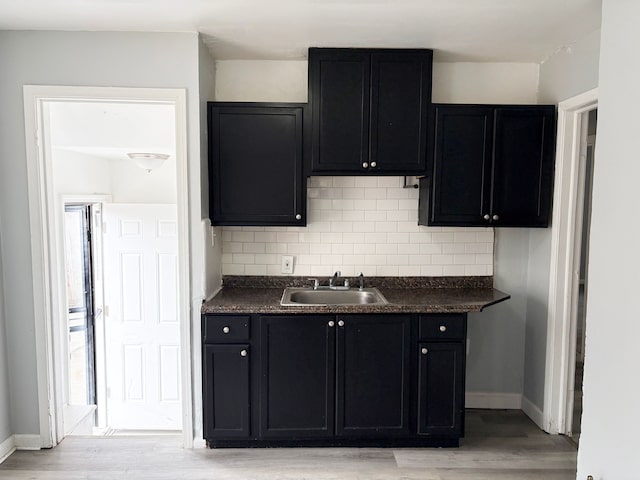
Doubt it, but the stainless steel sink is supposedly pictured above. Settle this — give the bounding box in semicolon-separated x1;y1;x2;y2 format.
280;287;388;306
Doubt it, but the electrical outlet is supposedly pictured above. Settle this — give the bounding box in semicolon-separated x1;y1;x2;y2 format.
281;255;294;274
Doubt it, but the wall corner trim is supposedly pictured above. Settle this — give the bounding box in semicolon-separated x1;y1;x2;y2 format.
0;435;16;463
465;392;523;409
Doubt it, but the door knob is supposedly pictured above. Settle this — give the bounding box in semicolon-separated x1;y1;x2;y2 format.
295;214;302;220
240;349;248;357
483;214;490;220
370;161;377;168
328;320;335;327
362;162;369;168
492;214;499;221
338;320;345;327
439;325;447;332
222;326;230;334
421;347;428;355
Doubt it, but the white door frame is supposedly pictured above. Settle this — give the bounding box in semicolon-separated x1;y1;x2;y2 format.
22;86;192;448
543;88;598;434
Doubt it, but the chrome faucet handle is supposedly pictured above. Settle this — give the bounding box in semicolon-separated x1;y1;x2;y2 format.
358;272;365;290
308;278;319;290
344;279;350;288
329;271;341;287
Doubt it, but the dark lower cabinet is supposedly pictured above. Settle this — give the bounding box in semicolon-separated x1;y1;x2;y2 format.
418;342;465;436
202;312;466;448
336;315;411;436
203;344;250;439
259;315;335;438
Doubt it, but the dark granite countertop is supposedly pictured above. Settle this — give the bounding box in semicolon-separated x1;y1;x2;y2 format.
201;276;510;314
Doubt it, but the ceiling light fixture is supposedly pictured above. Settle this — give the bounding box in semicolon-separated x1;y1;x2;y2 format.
127;152;170;172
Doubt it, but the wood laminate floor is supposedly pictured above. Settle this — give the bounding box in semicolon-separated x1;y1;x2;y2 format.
0;410;577;480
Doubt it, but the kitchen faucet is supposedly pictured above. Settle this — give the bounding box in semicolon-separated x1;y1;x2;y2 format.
329;271;349;290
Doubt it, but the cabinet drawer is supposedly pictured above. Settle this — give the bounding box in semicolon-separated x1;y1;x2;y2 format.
419;315;465;340
204;315;250;343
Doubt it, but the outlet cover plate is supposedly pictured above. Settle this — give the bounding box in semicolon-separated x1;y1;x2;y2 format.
281;255;294;274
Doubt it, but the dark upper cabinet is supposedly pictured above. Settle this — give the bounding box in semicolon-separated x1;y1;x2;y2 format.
208;103;306;226
420;104;556;227
336;315;411;437
309;48;432;175
259;315;335;438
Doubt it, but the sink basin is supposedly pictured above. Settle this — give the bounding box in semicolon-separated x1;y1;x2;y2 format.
280;287;388;306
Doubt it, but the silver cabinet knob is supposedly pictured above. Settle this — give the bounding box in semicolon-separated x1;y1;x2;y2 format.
338;320;345;327
370;161;377;168
240;349;248;357
328;320;335;327
362;162;369;168
421;347;428;355
439;325;447;332
222;326;230;334
483;214;490;220
295;214;302;220
492;214;499;221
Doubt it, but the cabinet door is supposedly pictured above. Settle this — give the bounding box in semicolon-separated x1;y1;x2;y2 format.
203;344;250;439
418;342;464;436
309;49;370;172
491;106;556;227
427;105;494;225
336;315;411;437
259;316;335;438
208;103;305;226
370;51;432;173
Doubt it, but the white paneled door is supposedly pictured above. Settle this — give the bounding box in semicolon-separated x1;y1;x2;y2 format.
103;204;181;430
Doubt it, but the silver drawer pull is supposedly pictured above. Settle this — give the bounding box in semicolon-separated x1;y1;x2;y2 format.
338;320;345;327
222;326;230;334
240;349;248;357
439;325;447;332
328;320;335;327
421;347;428;355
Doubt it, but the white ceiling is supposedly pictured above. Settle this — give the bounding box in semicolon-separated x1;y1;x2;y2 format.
0;0;601;62
48;101;175;162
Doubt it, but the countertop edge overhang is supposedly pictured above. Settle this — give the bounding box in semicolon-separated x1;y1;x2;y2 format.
201;282;510;315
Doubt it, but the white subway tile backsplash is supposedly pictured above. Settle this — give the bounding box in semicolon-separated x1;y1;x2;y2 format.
353;243;376;254
287;243;310;254
376;243;398;255
354;177;379;188
266;243;288;254
364;188;388;200
310;243;332;254
245;264;267;275
332;177;356;188
243;243;266;253
231;231;254;243
221;176;494;276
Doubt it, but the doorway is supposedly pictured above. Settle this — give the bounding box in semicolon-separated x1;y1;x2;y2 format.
23;86;192;448
570;108;597;444
543;88;598;437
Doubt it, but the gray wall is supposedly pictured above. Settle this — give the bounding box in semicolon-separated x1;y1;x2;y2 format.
0;219;12;445
0;30;203;437
519;26;601;412
538;28;601;104
577;1;640;476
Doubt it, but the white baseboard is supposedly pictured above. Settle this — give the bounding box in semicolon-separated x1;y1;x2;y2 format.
521;395;544;429
465;392;523;409
0;435;16;464
14;434;41;450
